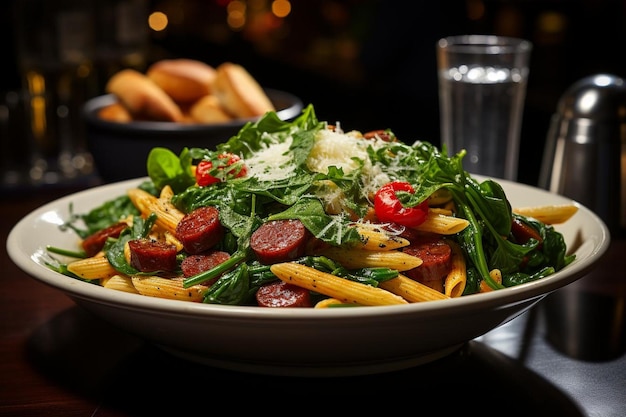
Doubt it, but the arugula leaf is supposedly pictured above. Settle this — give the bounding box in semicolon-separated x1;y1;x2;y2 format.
231;170;320;207
60;181;157;239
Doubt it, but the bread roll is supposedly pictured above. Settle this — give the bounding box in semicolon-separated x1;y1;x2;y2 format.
147;59;217;103
98;102;132;123
189;95;233;124
105;69;183;122
213;62;275;118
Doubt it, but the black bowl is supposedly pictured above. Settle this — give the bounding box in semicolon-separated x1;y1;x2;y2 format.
83;89;304;183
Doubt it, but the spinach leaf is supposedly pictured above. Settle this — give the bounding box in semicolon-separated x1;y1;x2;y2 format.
202;263;254;305
268;197;361;247
146;147;196;194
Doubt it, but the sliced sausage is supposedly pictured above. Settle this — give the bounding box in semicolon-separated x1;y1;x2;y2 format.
511;217;543;246
256;280;312;307
128;238;178;272
180;250;231;278
363;129;395;142
175;206;224;254
82;222;128;257
250;219;310;264
402;236;452;282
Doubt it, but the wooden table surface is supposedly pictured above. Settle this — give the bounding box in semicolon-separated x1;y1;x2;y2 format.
2;184;625;416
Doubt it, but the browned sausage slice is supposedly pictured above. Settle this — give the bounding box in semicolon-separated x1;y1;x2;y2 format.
82;222;128;257
250;219;310;264
175;206;224;254
180;250;231;278
511;217;543;246
128;238;178;272
363;129;395;142
402;236;452;282
256;280;312;307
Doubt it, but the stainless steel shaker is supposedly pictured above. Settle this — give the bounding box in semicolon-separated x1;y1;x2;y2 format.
539;73;626;234
540;74;626;362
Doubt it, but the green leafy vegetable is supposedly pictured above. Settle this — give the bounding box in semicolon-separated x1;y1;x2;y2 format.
51;104;575;303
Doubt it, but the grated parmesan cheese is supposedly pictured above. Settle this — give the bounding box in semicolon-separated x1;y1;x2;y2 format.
244;128;393;198
245;135;296;181
306;129;392;198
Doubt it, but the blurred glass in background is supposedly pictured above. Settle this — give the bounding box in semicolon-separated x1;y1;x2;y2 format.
3;0;148;190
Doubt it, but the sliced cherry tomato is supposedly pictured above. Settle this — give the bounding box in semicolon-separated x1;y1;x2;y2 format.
195;153;248;186
374;181;429;228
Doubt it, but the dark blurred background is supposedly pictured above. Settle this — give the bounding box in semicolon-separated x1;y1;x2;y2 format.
2;0;626;186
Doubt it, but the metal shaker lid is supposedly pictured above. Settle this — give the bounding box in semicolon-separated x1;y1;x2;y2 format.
556;73;626;122
540;73;626;235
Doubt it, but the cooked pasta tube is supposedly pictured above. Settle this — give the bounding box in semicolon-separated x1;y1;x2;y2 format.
479;269;503;293
159;184;175;200
427;188;454;206
164;230;184;252
131;276;207;302
67;253;118;280
314;298;353;308
317;246;422;271
352;223;410;251
422;279;444;293
414;211;469;235
379;274;449;302
512;204;578;224
146;228;184;252
270;263;409;306
127;187;185;234
444;240;467;298
429;207;454;216
103;274;139;294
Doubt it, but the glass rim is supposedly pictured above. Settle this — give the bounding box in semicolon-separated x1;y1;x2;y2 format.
438;35;533;54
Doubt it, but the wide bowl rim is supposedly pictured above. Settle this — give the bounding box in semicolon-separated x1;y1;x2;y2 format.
7;176;611;322
82;89;304;134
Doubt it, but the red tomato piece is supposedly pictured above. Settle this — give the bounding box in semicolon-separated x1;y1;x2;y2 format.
374;181;429;228
195;153;248;186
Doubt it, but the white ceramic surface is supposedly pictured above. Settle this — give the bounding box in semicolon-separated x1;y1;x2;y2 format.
7;177;610;377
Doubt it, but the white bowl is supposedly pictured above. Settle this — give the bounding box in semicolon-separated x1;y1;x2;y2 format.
7;176;610;377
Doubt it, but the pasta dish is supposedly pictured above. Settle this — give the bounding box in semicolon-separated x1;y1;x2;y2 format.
46;105;577;307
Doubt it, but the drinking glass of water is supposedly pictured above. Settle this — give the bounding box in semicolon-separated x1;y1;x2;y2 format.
436;35;532;181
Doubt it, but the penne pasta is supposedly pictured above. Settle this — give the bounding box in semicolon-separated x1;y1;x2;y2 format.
428;207;454;217
512;204;578;224
127;187;185;234
351;223;410;251
131;276;207;302
163;230;184;251
479;269;503;293
444;240;467;298
314;298;354;308
317;246;423;271
270;262;409;306
159;185;175;200
67;253;118;280
427;188;454;206
379;274;449;302
421;279;444;293
103;274;139;294
414;211;470;235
